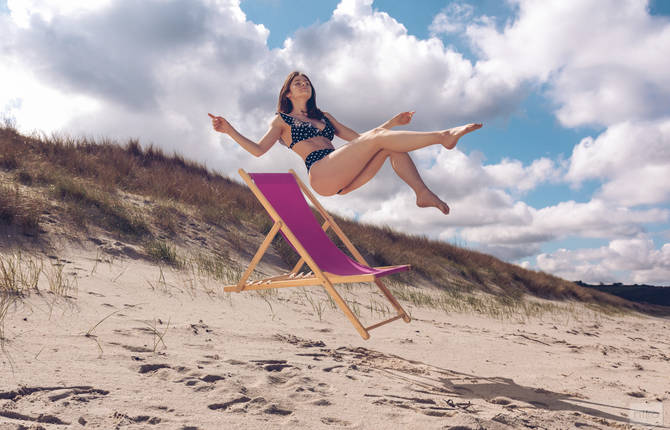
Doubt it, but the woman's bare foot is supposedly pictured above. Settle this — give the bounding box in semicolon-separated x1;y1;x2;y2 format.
441;123;483;150
416;189;450;215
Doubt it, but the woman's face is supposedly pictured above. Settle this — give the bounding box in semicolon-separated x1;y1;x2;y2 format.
288;75;312;100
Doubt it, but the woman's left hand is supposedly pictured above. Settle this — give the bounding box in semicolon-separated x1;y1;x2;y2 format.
392;111;415;127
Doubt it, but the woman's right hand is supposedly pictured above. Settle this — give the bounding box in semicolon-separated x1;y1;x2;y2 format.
208;113;233;134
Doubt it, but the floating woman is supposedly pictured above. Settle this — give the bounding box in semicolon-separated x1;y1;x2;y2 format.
209;71;482;215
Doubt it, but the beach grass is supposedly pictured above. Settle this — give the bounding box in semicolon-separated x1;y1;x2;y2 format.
0;123;662;317
0;251;77;348
145;240;180;267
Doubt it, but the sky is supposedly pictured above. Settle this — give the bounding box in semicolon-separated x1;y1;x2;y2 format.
1;0;669;285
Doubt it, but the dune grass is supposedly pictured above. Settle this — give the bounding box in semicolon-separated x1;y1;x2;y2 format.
0;251;77;349
0;124;664;317
0;184;42;237
145;240;180;266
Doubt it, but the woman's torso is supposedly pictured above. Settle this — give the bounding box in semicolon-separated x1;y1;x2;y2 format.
277;112;335;159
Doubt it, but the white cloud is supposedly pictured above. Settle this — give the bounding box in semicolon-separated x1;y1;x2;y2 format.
467;0;670;128
484;157;560;192
566;120;670;206
537;237;670;284
1;0;669;285
429;2;475;36
6;0;114;27
462;199;668;244
280;0;525;130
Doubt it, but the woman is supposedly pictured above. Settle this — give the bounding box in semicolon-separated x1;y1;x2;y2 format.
208;71;482;215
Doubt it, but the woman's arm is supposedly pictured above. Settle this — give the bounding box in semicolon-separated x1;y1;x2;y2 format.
323;112;360;141
209;113;282;157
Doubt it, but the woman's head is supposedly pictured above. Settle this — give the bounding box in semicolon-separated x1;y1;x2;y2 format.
278;71;323;119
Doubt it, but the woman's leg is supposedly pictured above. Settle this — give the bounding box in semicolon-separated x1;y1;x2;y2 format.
310;122;481;195
337;149;389;194
338;150;450;214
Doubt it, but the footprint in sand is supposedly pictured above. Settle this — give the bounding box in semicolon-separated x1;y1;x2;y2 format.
112;411;161;425
208;396;252;411
250;359;294;372
321;417;351;426
208;395;292;416
138;363;171;374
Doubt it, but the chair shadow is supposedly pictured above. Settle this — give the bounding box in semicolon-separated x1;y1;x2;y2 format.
339;345;666;428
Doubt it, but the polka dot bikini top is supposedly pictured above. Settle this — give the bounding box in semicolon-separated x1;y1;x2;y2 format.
277;112;335;149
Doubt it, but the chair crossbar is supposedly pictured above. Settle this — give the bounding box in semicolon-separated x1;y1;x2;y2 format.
223;271;385;292
365;314;405;332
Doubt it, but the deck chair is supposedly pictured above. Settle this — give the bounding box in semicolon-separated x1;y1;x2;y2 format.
223;169;411;340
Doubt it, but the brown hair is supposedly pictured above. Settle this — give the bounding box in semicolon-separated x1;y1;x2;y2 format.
277;71;324;119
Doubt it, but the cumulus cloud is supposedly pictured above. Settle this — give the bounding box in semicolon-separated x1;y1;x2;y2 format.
484;157;560;192
0;0;300;175
6;0;114;27
461;199;667;245
566;119;670;206
466;0;670;128
537;237;670;284
429;2;475;36
1;0;669;284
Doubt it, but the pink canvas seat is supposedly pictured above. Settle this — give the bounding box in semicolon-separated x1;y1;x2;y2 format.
223;169;411;339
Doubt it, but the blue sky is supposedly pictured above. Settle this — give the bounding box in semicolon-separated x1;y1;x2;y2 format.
1;0;669;285
244;0;665;216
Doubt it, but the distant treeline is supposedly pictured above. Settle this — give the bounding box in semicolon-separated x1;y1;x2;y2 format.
576;281;670;307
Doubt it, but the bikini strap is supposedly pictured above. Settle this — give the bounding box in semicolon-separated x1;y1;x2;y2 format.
276;111;294;125
276;112;296;149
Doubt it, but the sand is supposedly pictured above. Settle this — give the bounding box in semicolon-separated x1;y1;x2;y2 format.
1;246;669;430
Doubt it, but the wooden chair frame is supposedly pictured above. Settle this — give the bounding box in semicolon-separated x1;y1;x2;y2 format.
223;169;411;340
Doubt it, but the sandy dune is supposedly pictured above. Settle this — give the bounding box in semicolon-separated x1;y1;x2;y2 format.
1;246;669;429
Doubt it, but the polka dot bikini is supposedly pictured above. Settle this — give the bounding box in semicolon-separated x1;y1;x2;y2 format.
277;112;336;171
304;148;334;171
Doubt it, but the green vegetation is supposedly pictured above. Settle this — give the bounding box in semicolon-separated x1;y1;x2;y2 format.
0;123;666;317
145;240;179;266
0;252;76;348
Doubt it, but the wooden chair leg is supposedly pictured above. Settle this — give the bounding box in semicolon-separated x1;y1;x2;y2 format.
320;278;370;340
374;279;411;323
232;221;282;292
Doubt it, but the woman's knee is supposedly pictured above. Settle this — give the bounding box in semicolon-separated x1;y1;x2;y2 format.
377;148;393;158
359;127;390;148
369;127;390;139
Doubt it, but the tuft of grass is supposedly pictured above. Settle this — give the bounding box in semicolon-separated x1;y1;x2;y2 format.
84;309;121;357
0;184;42;236
146;265;171;294
0;253;53;348
298;288;326;321
0;252;42;296
44;260;77;297
255;289;279;320
144;318;170;352
145;240;180;266
189;251;240;284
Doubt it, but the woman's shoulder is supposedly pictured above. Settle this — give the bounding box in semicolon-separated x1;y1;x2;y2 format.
272;113;289;126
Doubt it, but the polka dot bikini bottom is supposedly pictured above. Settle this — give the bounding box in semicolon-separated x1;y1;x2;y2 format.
304;148;334;172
